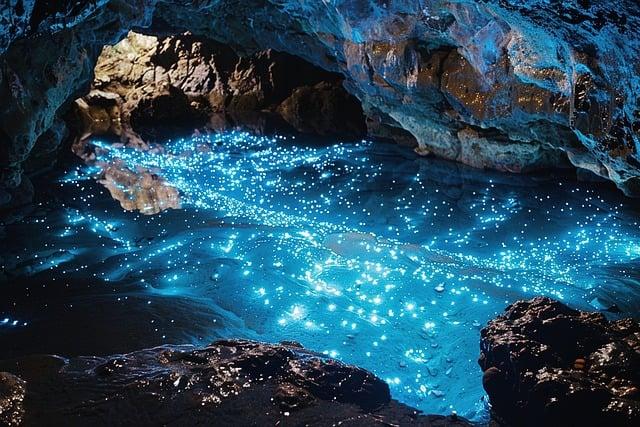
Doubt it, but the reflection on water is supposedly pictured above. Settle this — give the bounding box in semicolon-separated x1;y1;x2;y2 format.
99;161;181;214
2;131;640;421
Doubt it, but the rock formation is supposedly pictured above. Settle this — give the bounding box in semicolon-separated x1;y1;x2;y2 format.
1;0;639;208
98;161;181;214
72;31;366;150
479;297;640;426
0;339;469;426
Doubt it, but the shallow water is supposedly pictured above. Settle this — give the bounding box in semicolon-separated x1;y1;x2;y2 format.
2;131;640;420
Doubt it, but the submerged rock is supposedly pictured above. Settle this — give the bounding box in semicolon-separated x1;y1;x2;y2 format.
479;297;640;426
0;339;469;426
98;161;181;215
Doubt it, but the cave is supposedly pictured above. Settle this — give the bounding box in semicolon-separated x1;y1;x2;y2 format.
1;2;640;426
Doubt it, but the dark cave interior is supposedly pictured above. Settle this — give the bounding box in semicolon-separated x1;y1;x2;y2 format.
1;2;640;426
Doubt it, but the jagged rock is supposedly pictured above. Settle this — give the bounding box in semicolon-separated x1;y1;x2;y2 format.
479;297;640;426
0;339;470;426
73;31;365;148
98;161;181;215
0;0;639;198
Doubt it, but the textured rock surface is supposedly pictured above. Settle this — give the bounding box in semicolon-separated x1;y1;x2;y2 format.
479;297;640;426
73;31;365;148
98;161;181;214
0;0;639;201
0;339;469;426
0;372;25;427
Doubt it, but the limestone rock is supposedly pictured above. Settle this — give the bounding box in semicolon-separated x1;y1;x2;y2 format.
0;1;639;197
74;31;365;148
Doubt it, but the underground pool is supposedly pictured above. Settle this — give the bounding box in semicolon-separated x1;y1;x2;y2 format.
1;130;639;421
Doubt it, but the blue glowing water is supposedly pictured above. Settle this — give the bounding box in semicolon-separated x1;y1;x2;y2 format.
2;131;640;420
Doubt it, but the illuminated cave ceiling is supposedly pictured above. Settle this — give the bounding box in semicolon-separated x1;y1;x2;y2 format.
0;0;639;202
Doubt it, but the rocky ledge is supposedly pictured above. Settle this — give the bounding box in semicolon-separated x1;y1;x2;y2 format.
72;31;367;153
1;0;640;205
0;339;469;426
479;297;640;426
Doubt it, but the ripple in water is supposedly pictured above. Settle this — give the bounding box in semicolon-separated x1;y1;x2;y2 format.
2;131;640;421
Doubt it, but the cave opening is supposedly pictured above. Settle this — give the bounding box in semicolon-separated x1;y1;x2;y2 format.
67;30;382;214
72;31;370;150
2;3;640;426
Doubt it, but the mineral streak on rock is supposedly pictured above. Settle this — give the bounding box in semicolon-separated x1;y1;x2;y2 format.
0;339;470;426
479;297;640;426
1;0;639;204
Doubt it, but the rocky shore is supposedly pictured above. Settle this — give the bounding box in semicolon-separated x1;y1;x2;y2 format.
479;297;640;426
0;339;469;426
1;298;638;426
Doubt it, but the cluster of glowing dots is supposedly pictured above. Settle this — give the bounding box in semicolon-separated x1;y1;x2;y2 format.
1;317;28;327
13;130;640;418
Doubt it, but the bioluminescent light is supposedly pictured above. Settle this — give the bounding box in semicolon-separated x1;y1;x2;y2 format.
0;317;27;327
3;130;639;421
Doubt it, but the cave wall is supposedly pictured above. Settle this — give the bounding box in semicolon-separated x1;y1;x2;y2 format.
72;30;367;150
1;0;639;205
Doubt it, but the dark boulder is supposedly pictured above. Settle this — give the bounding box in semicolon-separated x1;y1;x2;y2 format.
0;339;470;426
479;297;640;426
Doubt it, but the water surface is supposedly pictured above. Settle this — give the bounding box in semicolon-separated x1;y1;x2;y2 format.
2;131;640;420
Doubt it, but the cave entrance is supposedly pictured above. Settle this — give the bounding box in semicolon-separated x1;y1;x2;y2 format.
72;31;368;152
67;31;376;215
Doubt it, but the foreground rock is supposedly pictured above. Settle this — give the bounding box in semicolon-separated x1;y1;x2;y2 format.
479;297;640;426
0;339;469;426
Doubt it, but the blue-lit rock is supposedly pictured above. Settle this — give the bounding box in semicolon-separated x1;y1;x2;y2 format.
0;1;639;199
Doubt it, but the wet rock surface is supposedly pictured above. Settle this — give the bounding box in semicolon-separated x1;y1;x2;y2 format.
0;372;25;427
73;31;365;149
0;339;469;426
98;161;181;214
1;0;639;201
479;297;640;426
